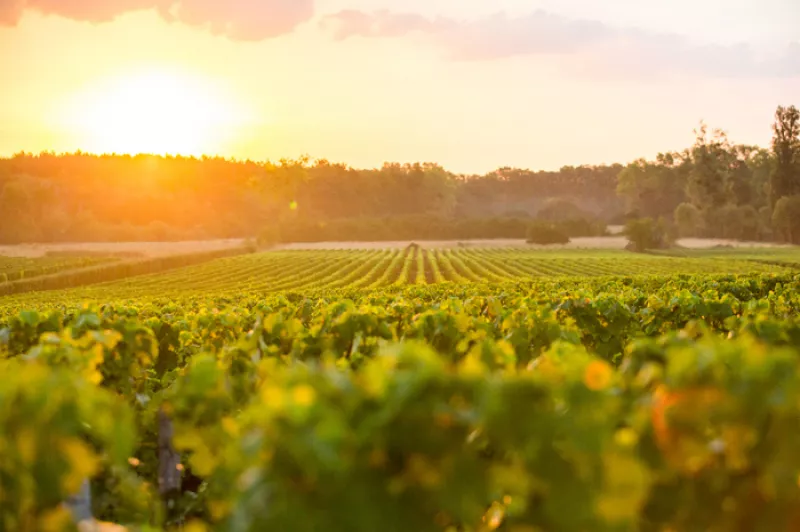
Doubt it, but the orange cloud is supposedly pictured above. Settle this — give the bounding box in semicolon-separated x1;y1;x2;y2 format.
0;0;314;39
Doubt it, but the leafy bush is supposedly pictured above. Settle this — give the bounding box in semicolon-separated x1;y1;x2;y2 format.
526;222;570;245
624;217;671;252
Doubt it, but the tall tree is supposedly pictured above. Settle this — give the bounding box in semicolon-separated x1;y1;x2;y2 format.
616;153;687;218
770;105;800;208
745;147;773;208
686;123;733;211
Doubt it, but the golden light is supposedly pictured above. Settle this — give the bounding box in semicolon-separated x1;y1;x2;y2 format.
59;67;247;156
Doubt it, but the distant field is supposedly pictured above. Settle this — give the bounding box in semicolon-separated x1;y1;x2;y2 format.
0;239;245;258
0;255;118;282
656;246;800;263
0;236;792;258
2;247;794;307
274;237;793;250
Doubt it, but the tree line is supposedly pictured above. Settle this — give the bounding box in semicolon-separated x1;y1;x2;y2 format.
0;154;621;244
0;105;797;245
618;105;800;244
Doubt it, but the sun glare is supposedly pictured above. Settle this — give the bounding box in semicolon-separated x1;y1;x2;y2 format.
60;68;246;156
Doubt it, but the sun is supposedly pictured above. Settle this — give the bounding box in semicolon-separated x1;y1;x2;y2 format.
60;68;245;156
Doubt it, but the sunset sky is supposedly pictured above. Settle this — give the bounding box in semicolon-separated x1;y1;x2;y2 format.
1;0;798;173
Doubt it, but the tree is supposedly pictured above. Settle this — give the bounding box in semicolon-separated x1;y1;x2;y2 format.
624;218;671;252
687;124;733;212
536;198;586;222
684;124;756;239
716;204;760;241
0;180;42;243
674;203;704;237
726;158;754;206
745;147;774;209
770;105;800;209
772;195;800;244
735;205;761;241
616;154;687;219
758;206;773;240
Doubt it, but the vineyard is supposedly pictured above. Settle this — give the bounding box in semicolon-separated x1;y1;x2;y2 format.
0;247;794;307
2;247;800;531
0;255;117;283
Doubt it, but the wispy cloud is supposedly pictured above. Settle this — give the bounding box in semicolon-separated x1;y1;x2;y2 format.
322;9;800;78
0;0;314;40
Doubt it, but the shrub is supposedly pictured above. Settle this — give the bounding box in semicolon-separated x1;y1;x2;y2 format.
624;218;671;252
526;222;570;245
